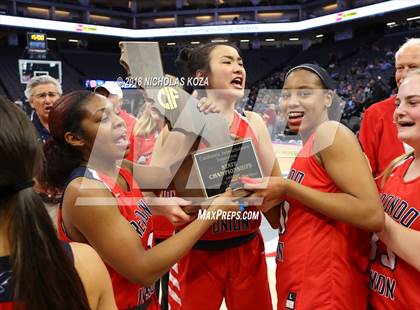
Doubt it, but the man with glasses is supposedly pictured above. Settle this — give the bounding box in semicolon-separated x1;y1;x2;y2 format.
24;75;62;143
24;75;63;210
359;38;419;176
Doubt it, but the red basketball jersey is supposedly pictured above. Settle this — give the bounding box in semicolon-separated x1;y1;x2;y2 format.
58;167;156;310
125;127;174;240
276;134;370;310
152;189;176;240
119;109;137;136
127;131;159;165
195;111;262;240
369;157;420;309
359;96;405;177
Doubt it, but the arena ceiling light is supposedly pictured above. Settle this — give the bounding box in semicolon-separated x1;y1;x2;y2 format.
218;14;240;20
289;37;299;41
68;39;78;42
386;22;397;27
240;39;250;42
257;12;283;18
190;41;200;44
0;0;418;38
154;17;176;23
55;10;70;17
211;39;228;43
323;4;337;11
27;7;49;14
316;34;324;38
195;15;213;21
46;37;56;40
166;42;176;45
406;16;420;21
265;38;275;41
90;14;110;21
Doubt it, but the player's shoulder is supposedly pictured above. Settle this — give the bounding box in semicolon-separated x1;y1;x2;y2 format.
243;110;262;119
65;174;111;204
315;120;352;142
314;121;357;155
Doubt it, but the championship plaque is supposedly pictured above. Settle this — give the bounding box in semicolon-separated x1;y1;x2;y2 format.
193;139;263;199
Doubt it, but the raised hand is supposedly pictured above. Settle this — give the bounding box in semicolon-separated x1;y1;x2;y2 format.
193;90;221;114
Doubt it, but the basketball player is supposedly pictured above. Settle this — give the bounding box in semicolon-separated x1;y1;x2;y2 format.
41;90;240;309
0;97;116;309
244;64;384;309
151;42;280;310
368;69;420;309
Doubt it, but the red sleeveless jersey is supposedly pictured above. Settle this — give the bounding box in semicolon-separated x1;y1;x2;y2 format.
58;167;156;310
276;134;370;309
359;96;405;177
119;109;137;135
127;131;159;165
194;111;262;240
369;157;420;309
152;189;176;240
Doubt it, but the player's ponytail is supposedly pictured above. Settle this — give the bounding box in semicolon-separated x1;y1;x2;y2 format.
0;97;90;310
379;151;415;188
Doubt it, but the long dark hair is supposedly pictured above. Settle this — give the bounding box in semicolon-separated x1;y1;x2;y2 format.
41;91;94;191
0;97;90;309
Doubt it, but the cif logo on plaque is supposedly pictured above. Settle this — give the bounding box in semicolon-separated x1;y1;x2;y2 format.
158;87;179;110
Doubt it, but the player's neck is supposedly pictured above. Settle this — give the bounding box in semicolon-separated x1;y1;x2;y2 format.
219;106;235;124
206;94;236;123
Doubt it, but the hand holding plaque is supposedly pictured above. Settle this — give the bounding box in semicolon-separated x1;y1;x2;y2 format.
193;139;263;200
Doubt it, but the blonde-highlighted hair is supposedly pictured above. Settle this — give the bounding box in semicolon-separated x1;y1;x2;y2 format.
133;102;159;137
379;151;415;188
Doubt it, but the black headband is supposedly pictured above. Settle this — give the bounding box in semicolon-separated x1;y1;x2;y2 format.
0;180;35;198
286;64;336;90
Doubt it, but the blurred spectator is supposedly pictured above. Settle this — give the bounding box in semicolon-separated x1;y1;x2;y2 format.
127;101;164;165
364;76;391;109
263;103;277;139
95;81;137;134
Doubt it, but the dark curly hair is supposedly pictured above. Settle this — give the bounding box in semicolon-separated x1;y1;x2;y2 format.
41;91;95;191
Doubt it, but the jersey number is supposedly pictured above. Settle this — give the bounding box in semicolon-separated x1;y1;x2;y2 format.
369;233;396;270
279;201;290;235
